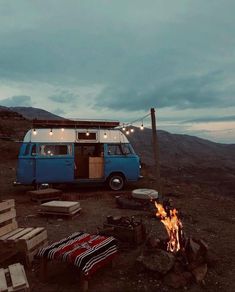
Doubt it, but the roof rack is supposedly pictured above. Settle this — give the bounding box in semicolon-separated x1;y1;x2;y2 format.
32;119;120;129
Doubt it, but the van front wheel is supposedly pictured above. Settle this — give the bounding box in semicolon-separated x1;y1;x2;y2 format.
108;174;125;191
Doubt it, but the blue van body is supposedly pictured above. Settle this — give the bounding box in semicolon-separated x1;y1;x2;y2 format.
15;128;141;190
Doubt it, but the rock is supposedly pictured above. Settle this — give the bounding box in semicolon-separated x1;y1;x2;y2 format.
141;249;175;274
186;237;201;262
189;238;200;255
192;263;208;282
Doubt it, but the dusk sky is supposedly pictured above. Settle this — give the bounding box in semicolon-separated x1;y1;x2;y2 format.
0;0;235;143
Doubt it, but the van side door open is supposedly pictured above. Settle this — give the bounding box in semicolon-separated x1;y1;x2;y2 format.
74;143;104;179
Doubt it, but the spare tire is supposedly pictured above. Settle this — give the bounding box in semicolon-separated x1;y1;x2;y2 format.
132;188;158;200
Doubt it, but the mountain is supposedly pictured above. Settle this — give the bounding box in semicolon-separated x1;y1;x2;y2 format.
9;106;64;120
0;106;25;119
129;127;235;169
129;127;235;196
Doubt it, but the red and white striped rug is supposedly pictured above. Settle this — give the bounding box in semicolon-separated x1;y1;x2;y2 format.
37;232;118;276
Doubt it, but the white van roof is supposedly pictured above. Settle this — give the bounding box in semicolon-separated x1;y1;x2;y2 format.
23;128;129;143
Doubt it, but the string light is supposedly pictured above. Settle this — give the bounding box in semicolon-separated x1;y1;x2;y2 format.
104;132;107;139
61;128;65;132
32;128;37;135
86;130;90;136
140;122;144;130
118;112;150;132
49;129;53;136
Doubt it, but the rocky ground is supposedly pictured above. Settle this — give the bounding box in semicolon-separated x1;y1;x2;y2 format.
0;160;234;292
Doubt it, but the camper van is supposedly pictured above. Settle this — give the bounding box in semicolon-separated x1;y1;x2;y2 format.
14;126;142;190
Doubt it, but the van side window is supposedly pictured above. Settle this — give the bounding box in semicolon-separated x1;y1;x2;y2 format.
39;144;71;156
107;144;123;155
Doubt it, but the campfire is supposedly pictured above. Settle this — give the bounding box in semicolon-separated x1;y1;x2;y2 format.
155;202;183;253
137;200;211;289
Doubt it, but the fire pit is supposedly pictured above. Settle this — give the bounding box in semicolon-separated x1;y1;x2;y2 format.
138;202;209;289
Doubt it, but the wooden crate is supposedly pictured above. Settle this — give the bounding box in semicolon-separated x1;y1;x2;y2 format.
0;227;48;266
0;200;18;237
0;263;30;292
103;223;146;245
0;200;48;266
89;157;104;179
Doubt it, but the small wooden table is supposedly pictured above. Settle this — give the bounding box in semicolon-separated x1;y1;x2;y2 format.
37;232;118;291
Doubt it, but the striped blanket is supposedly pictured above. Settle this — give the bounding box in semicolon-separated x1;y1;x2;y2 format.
37;232;118;276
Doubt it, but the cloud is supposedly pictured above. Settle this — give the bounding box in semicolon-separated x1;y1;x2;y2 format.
48;90;79;104
0;0;235;143
95;71;235;111
0;95;32;107
182;115;235;124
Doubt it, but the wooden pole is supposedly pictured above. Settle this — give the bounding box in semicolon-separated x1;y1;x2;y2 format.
150;108;161;196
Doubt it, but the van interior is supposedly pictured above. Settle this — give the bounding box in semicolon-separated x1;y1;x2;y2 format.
74;143;104;179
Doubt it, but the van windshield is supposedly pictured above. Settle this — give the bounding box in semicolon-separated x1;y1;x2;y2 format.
107;143;133;155
121;143;134;155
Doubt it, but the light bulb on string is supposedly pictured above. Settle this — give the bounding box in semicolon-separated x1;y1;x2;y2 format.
49;129;53;136
61;128;65;132
130;128;134;133
122;124;126;131
32;128;37;135
126;129;130;135
86;130;90;136
104;132;107;139
140;122;144;130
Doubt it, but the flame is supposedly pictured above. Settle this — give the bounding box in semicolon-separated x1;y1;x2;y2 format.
155;202;183;253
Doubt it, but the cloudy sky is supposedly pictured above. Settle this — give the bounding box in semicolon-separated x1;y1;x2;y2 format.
0;0;235;143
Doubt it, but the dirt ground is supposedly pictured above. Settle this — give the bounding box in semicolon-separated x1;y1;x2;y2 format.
0;160;235;292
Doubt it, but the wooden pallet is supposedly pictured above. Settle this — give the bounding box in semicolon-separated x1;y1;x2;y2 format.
28;188;62;203
0;227;48;266
39;208;81;219
0;263;30;292
0;200;48;267
40;201;80;213
0;200;18;237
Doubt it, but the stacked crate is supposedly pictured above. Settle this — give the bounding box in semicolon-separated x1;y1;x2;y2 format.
0;263;30;292
0;200;17;237
0;199;48;266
